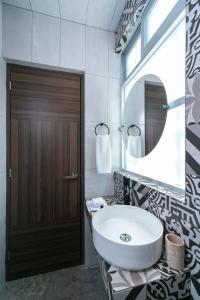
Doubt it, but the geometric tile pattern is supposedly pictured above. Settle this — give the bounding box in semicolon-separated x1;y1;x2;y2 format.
97;251;191;300
146;271;191;300
191;276;200;299
87;195;191;300
186;0;200;174
113;171;194;298
113;172;124;204
113;170;200;298
126;285;146;300
186;0;200;298
115;0;148;53
115;1;200;298
176;176;200;280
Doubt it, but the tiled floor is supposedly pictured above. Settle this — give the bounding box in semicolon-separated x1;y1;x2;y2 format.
0;266;107;300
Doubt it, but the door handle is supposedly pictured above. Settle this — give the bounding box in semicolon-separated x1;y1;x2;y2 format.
63;172;78;180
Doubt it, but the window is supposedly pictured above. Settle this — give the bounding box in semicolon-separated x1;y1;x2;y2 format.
125;35;141;77
122;0;185;190
122;0;184;80
144;0;178;43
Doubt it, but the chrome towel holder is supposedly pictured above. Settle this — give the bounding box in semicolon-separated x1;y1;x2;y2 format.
95;123;110;135
127;124;141;136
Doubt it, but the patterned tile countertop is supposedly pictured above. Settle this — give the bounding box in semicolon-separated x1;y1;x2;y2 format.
98;254;191;300
119;170;185;201
85;197;191;299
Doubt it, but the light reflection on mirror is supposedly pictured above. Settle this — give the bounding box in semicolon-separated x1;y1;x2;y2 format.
122;74;167;158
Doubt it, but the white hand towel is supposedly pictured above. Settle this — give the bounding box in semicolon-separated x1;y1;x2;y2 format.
91;197;107;209
127;136;142;158
96;134;112;174
86;198;107;212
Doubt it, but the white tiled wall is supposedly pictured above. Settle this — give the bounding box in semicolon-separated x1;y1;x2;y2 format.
2;3;121;198
3;5;32;61
60;20;85;70
59;0;88;24
31;0;60;18
2;3;121;268
86;26;109;77
32;13;60;66
0;0;6;287
0;0;2;57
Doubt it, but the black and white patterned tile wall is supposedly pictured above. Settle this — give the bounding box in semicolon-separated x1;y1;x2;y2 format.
115;0;148;53
97;249;191;300
185;0;200;298
86;194;191;299
186;0;200;175
114;0;200;297
114;170;200;297
113;171;198;298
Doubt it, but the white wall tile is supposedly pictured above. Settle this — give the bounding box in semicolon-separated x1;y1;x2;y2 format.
3;4;32;61
60;0;88;24
60;20;85;71
109;123;121;170
30;0;60;18
108;78;121;124
85;169;114;198
0;224;5;286
86;26;109;77
84;212;98;267
0;58;6;117
87;0;117;30
85;74;108;122
109;0;127;32
0;38;5;286
0;172;6;225
85;122;96;170
0;117;6;172
0;0;2;57
32;13;60;66
0;171;6;287
3;0;31;10
108;32;121;79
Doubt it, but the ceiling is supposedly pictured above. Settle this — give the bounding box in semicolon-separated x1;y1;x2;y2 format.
3;0;127;31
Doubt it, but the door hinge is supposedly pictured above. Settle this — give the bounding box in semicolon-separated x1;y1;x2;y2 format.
9;168;12;179
9;81;12;91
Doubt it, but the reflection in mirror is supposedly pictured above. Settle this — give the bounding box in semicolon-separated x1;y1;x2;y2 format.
122;74;167;158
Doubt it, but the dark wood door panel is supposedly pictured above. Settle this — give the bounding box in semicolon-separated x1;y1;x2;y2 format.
7;64;84;280
10;223;80;250
145;83;167;155
11;117;80;227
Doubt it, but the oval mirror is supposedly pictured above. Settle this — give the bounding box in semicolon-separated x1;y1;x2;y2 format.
122;74;167;158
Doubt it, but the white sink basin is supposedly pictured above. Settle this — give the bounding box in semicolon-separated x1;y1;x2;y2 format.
92;205;163;270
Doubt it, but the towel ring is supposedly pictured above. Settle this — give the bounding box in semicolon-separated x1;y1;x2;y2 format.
127;124;141;136
95;123;110;135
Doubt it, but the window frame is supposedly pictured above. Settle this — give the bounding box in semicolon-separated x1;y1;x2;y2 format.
122;0;185;82
122;26;141;79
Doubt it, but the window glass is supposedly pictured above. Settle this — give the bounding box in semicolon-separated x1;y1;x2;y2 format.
123;18;185;189
145;0;178;43
126;35;141;77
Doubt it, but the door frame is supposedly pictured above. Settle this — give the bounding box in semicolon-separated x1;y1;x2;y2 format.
6;63;85;279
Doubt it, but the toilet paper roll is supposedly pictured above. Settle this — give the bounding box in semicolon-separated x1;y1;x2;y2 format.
165;234;185;271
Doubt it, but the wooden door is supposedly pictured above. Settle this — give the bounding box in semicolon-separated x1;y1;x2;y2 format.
145;82;167;155
6;65;84;280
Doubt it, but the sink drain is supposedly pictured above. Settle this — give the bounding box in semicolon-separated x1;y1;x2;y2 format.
120;233;132;242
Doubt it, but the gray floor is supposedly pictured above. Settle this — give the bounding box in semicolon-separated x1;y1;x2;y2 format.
0;266;107;300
